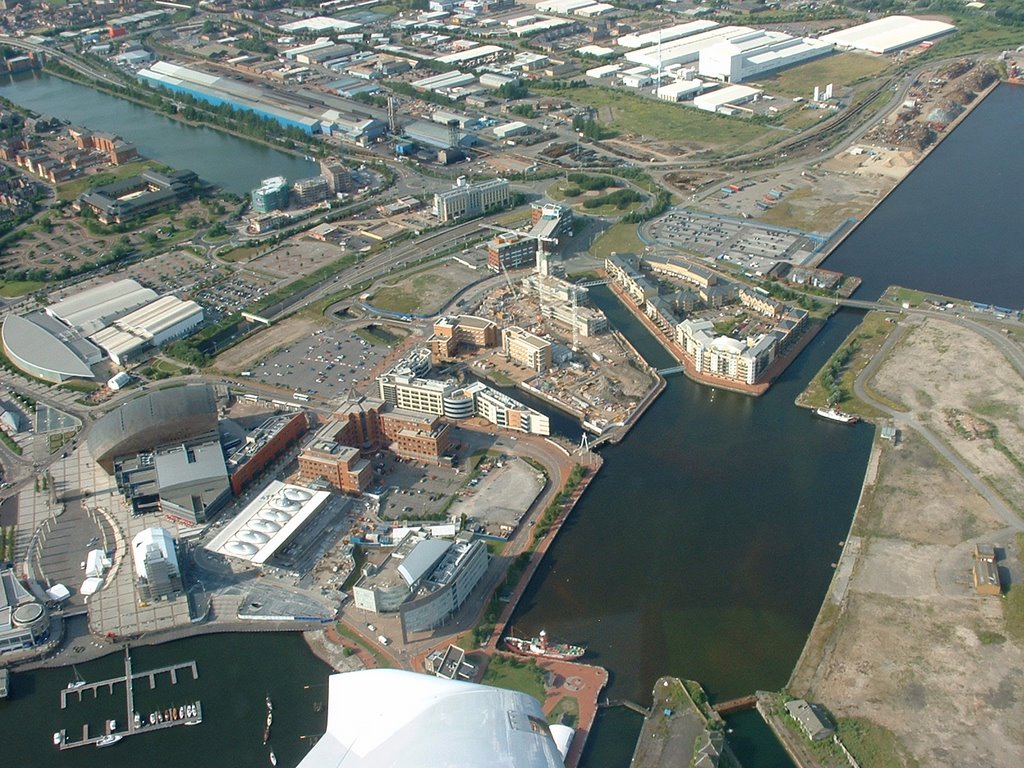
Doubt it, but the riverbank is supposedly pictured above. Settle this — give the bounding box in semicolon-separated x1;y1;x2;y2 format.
604;276;824;398
787;311;1024;767
816;78;1001;275
39;60;320;164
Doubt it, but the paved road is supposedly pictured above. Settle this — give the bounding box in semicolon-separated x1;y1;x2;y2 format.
854;317;1024;532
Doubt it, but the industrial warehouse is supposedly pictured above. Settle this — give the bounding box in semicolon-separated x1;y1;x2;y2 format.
0;278;202;381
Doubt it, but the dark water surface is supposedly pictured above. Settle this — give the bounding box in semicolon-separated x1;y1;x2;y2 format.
0;71;317;195
823;83;1024;306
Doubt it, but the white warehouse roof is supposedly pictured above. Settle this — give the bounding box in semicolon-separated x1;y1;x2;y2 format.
693;84;762;112
46;278;157;335
435;44;505;66
617;20;719;49
625;26;752;69
296;670;566;768
820;16;955;54
205;481;332;565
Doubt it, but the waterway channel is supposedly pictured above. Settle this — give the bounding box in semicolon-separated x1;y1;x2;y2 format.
0;66;1019;768
0;71;317;195
823;83;1024;306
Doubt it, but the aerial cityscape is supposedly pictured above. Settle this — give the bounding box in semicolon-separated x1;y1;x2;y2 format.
0;0;1022;765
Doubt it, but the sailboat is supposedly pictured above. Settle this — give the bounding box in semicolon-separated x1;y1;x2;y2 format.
67;666;86;690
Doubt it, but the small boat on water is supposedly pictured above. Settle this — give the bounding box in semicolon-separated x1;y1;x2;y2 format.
150;712;157;726
52;731;63;746
179;705;185;720
504;629;586;661
266;695;273;712
269;749;278;766
814;406;859;424
263;711;272;745
133;712;141;729
96;734;123;748
67;666;86;690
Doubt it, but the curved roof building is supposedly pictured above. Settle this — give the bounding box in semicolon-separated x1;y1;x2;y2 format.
2;314;99;383
298;670;566;768
131;527;180;580
88;385;218;471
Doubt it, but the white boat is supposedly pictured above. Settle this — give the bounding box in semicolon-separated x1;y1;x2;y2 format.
150;713;157;726
179;706;185;720
67;666;86;689
133;712;141;729
814;406;859;424
96;734;123;748
52;731;63;746
270;749;278;766
266;695;273;712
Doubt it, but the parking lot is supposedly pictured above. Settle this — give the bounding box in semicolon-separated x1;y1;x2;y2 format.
195;268;276;318
452;457;544;536
648;210;821;268
244;325;395;399
375;454;468;522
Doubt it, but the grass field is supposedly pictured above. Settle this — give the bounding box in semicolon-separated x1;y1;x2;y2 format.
547;696;579;727
482;655;546;704
355;324;404;347
589;221;643;261
0;280;45;297
537;84;768;147
798;311;902;416
839;718;920;768
759;53;891;98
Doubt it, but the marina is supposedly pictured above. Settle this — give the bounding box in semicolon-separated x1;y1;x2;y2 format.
56;647;202;750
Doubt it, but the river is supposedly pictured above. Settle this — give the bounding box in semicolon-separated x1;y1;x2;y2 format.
0;67;1019;768
0;71;317;195
823;83;1024;306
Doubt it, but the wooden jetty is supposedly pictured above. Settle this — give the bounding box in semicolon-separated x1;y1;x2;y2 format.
56;647;202;750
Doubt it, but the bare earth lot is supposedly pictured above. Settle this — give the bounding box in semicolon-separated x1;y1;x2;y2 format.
872;318;1024;517
791;316;1024;767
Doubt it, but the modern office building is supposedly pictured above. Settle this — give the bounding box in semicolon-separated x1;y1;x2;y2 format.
114;438;231;524
354;531;488;634
131;527;182;602
296;669;568;768
293;175;331;207
0;568;49;654
502;326;552;372
252;176;290;213
320;158;352;194
378;373;451;416
298;422;373;493
226;412;309;495
74;169;198;224
487;233;538;272
432;177;510;222
429;315;499;360
472;385;550;435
